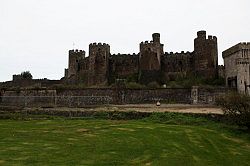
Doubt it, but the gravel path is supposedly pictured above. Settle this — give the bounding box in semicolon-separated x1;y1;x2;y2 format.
102;104;223;114
1;104;223;115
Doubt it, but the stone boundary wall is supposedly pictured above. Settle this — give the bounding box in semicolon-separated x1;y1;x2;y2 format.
0;87;230;107
197;87;231;104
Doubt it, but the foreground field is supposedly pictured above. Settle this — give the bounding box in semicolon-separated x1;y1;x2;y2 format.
0;119;250;166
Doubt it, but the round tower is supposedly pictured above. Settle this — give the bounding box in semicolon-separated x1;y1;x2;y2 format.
139;33;164;84
152;33;160;43
68;49;85;78
197;30;206;40
88;43;110;85
194;30;218;78
139;33;164;71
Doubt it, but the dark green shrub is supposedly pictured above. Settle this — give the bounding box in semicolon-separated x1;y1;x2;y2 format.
216;92;250;128
125;82;146;89
21;71;33;80
126;73;139;83
147;81;160;89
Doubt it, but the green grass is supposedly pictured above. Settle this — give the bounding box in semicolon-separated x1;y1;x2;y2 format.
0;118;250;166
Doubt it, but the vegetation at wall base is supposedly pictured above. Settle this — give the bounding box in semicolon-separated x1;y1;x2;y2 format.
165;75;225;88
216;92;250;129
124;82;146;89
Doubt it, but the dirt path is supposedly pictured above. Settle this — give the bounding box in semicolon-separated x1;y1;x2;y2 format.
2;104;222;115
104;104;223;114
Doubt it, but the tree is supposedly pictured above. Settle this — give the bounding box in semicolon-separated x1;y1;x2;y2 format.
21;71;33;80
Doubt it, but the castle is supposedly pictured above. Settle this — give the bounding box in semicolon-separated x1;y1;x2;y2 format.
64;30;219;86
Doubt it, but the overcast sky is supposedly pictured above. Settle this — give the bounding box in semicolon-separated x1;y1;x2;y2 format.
0;0;249;81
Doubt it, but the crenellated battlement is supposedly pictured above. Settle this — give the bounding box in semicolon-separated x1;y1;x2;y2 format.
164;51;192;57
140;41;150;45
197;30;206;38
140;33;162;47
223;42;250;58
112;53;139;57
89;42;110;47
69;49;85;54
196;31;217;42
240;42;250;45
140;41;159;46
208;35;217;41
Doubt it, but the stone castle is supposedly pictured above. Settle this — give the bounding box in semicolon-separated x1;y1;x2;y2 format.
63;30;219;86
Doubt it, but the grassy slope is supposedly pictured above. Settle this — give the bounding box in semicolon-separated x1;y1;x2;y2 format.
0;118;250;166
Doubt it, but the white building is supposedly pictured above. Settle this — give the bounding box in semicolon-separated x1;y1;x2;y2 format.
223;43;250;95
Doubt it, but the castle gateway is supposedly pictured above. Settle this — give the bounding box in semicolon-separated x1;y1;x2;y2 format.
64;31;219;86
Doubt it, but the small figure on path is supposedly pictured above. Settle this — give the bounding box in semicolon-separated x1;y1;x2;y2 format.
156;101;161;107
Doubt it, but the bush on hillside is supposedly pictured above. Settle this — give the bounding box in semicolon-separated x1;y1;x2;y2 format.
21;71;33;80
125;82;146;89
216;92;250;129
147;81;160;89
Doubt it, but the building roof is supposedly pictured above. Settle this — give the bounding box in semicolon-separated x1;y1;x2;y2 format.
223;42;250;58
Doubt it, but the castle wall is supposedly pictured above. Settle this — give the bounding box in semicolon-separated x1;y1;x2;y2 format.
161;51;193;81
218;65;225;78
109;53;139;80
197;87;230;104
0;87;231;107
0;79;61;89
13;75;23;81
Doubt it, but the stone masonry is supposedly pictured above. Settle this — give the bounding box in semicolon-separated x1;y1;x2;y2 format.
223;43;250;95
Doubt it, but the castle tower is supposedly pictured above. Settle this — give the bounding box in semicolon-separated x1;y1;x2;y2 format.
152;33;160;43
194;30;218;78
68;49;85;78
139;33;164;84
139;33;164;70
88;43;110;85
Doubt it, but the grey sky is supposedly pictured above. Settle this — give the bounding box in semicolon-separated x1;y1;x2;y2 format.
0;0;249;81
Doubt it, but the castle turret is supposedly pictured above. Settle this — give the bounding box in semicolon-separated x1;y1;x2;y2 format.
68;49;85;78
139;33;164;84
194;30;218;78
139;33;164;70
88;43;110;85
152;33;160;43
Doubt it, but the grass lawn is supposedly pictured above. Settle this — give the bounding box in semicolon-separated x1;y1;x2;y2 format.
0;118;250;165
